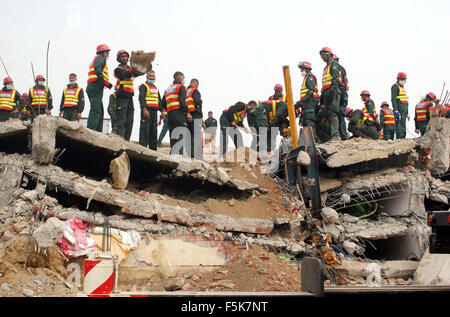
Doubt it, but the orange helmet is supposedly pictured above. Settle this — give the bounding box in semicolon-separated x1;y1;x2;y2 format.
426;92;436;100
3;77;13;85
96;44;111;54
35;75;45;81
381;101;389;107
298;61;312;69
345;107;353;116
397;72;407;79
320;47;333;55
360;90;371;96
274;84;283;90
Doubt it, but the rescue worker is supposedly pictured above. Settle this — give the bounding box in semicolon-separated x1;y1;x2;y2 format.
220;101;248;156
139;70;163;150
204;111;218;152
268;84;286;102
28;75;52;121
391;72;409;139
59;73;85;121
107;92;118;134
315;105;331;143
0;77;21;122
114;50;144;141
160;71;192;156
245;101;260;152
262;100;289;152
414;92;436;136
20;93;31;121
87;44;112;132
334;55;350;140
379;101;396;140
346;107;379;140
186;79;203;159
319;47;341;141
157;114;168;146
295;61;319;142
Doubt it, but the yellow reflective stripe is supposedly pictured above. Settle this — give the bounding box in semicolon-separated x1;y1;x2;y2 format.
30;87;48;106
0;90;16;110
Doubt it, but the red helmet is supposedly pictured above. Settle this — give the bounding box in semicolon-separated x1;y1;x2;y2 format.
397;72;407;79
333;54;338;60
360;90;371;96
22;92;28;98
3;77;13;85
298;61;312;69
345;107;353;116
117;49;129;62
96;44;111;54
274;84;283;90
381;101;389;107
35;75;45;81
426;92;436;100
320;47;333;55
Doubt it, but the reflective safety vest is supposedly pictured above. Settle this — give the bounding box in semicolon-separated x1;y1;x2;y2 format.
114;67;134;94
30;86;48;107
362;101;377;124
266;100;280;121
396;83;409;105
338;70;349;92
300;74;319;100
224;107;246;123
186;87;197;112
164;84;184;113
415;101;430;122
88;55;110;87
322;64;333;91
269;94;286;102
381;108;396;126
0;90;16;111
143;83;159;109
62;87;82;108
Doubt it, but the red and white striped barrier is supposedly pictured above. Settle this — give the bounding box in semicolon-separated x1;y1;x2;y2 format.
83;258;115;296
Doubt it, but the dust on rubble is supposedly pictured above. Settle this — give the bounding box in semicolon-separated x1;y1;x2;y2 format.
0;235;77;297
117;244;302;293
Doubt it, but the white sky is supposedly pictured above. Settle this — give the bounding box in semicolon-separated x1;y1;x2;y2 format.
1;0;449;141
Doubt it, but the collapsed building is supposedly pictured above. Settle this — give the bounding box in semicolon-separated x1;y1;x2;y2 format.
0;115;449;296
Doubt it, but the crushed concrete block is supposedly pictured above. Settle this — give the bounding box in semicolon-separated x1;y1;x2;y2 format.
274;218;290;225
32;217;65;249
321;207;339;224
297;151;311;166
164;276;185;291
413;248;450;286
217;167;231;184
323;223;340;240
23;288;34;297
317;138;417;169
381;261;419;279
343;240;364;256
12;222;28;234
109;151;130;190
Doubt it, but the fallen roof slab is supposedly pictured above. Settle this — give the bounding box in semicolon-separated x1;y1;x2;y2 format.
30;115;259;191
0;154;274;235
340;216;409;240
317;138;417;169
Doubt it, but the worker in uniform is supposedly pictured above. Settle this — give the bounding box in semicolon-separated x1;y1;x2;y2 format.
19;93;31;121
295;61;319;142
414;92;436;136
160;71;192;156
0;77;21;122
28;75;53;121
114;50;144;141
139;70;163;150
345;91;379;140
334;55;350;140
219;101;248;156
268;84;286;102
87;44;112;132
204;111;218;152
319;47;341;141
391;72;409;139
59;73;85;121
379;101;396;140
245;101;259;152
186;79;204;159
315;105;331;143
157;112;169;146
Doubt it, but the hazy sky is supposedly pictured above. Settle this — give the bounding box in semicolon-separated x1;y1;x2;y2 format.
1;0;449;141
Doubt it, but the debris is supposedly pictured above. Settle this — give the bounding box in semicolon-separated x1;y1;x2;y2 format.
365;263;381;287
33;217;65;249
296;151;311;166
23;288;34;297
321;207;339;224
109;151;130;190
164;276;185;291
209;279;236;289
130;50;155;74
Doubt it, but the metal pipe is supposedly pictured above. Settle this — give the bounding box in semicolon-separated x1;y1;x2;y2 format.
282;66;299;148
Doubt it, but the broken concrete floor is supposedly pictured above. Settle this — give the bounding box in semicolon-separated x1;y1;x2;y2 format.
0;116;449;296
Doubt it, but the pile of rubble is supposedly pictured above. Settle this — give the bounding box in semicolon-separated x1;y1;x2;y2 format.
0;116;449;296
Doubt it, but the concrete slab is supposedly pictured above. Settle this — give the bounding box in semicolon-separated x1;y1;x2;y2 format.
317;138;417;169
413;248;450;286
